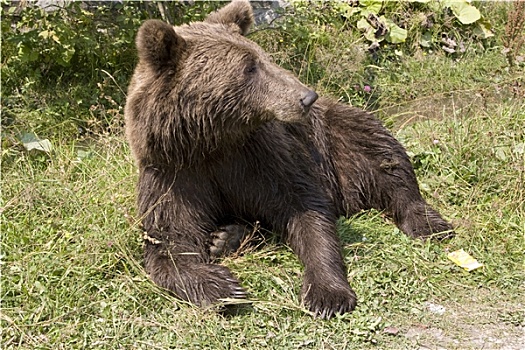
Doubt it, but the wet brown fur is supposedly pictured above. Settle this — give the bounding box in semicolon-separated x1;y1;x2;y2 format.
124;0;454;319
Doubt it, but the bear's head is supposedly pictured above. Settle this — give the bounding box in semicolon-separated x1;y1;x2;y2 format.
125;0;318;167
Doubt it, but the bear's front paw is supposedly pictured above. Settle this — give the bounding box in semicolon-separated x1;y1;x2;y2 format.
145;254;247;306
301;281;357;319
190;264;248;305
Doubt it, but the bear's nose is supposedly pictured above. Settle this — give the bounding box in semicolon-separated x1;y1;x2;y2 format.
300;90;318;109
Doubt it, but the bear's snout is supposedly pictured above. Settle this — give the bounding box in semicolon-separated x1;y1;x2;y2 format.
300;90;318;109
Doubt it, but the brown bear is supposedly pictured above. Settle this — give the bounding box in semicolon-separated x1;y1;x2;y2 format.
124;0;454;319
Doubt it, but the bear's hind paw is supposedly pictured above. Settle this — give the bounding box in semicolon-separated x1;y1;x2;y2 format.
399;206;455;241
209;224;247;259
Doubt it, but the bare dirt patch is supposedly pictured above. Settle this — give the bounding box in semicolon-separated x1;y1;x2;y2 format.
402;288;524;349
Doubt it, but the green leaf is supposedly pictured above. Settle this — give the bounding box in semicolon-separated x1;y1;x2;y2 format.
386;23;407;44
59;45;76;66
448;1;481;24
357;18;380;42
428;0;445;13
365;30;381;43
18;45;39;63
344;7;361;18
420;32;432;48
336;2;361;18
474;19;494;39
382;17;407;44
360;0;382;16
357;18;372;31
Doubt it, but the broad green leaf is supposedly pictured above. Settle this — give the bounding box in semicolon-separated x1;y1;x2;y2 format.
18;45;39;63
449;1;481;24
344;6;361;18
360;0;382;16
336;2;361;18
386;23;407;43
357;18;372;31
457;6;481;24
420;32;432;48
474;19;494;39
357;18;382;42
365;29;381;43
382;17;407;44
428;0;445;13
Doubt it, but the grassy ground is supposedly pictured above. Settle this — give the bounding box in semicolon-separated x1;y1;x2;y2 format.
2;4;525;350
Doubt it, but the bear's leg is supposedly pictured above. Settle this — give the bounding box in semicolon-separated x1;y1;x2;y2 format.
286;210;357;318
322;104;454;239
368;149;454;239
356;155;454;239
341;153;454;240
138;168;247;306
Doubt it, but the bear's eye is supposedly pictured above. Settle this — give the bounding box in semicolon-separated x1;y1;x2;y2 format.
244;64;257;75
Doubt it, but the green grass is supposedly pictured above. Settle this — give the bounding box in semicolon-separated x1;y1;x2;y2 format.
2;5;525;349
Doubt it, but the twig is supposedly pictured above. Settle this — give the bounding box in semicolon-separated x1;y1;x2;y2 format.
99;69;127;98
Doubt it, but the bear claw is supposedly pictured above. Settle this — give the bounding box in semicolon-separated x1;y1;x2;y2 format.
231;288;247;298
302;282;357;319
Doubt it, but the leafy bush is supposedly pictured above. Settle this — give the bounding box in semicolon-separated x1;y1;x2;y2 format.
1;1;224;136
251;0;509;111
1;1;225;92
2;2;135;93
285;0;494;55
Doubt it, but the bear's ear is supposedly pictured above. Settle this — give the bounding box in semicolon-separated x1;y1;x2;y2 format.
205;0;254;36
136;20;185;69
